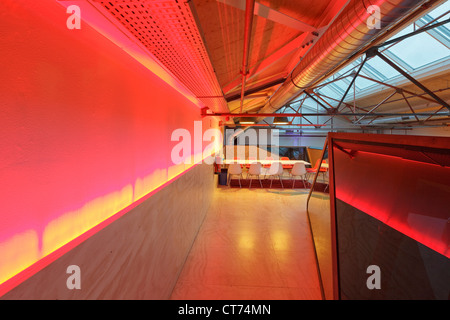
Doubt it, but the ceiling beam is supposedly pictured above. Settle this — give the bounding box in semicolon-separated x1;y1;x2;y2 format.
225;77;286;102
373;49;450;112
217;0;316;32
222;33;309;94
220;0;351;95
376;16;450;48
238;0;256;113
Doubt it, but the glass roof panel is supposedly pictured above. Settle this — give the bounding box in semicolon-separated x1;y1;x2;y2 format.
316;86;342;100
363;55;403;79
386;24;450;70
354;74;376;90
329;79;350;93
336;62;358;77
281;2;450;113
427;1;450;20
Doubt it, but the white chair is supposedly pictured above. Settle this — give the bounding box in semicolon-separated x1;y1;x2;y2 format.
290;162;307;188
227;163;243;188
267;162;284;188
247;162;263;188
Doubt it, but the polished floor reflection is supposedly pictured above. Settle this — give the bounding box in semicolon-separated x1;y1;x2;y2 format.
170;186;322;300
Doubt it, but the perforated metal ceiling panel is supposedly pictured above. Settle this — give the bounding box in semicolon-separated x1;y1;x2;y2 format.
93;0;228;112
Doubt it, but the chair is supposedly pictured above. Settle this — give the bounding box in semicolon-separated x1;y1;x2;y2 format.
245;157;257;170
290;162;307;188
227;163;243;188
263;156;273;169
247;162;263;188
267;162;284;188
306;159;328;181
280;157;293;169
233;156;244;169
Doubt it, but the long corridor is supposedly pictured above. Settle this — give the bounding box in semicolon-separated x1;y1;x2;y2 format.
170;186;323;300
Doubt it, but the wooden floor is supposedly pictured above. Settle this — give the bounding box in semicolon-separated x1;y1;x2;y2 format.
170;185;323;300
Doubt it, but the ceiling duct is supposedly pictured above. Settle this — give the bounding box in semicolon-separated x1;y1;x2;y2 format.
257;0;431;120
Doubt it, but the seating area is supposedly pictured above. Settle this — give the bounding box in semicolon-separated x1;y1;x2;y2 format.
222;158;328;190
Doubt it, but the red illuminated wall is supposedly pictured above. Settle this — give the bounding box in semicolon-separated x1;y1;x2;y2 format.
0;0;218;295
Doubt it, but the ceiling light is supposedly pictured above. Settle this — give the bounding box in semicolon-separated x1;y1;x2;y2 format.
273;116;290;125
239;117;256;124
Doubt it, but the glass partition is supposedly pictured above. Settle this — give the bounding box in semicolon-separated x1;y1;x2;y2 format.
306;139;336;300
309;133;450;300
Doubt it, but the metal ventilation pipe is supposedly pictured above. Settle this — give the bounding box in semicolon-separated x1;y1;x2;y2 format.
257;0;429;119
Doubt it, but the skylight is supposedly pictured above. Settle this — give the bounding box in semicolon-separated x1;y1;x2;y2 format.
289;1;450;109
